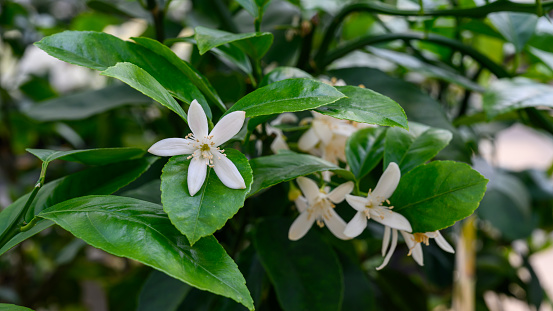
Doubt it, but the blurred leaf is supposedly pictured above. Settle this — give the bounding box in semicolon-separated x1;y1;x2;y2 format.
226;79;345;117
488;13;538;52
19;75;58;101
38;195;254;310
345;127;386;180
528;46;553;72
195;26;273;60
338;253;376;310
392;161;488;233
236;0;272;18
317;86;408;129
27;147;144;165
102;62;188;122
375;269;427;310
384;123;452;173
253;218;343;311
70;11;120;31
0;304;35;311
138;270;191;311
161;150;252;245
249;152;354;196
483;78;553;119
259;67;312;87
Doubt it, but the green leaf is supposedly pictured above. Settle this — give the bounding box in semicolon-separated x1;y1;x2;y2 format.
138;270;191;311
226;79;345;118
38;195;254;310
259;67;313;87
26;147;144;165
195;26;273;60
132;37;225;112
0;304;35;311
345;127;386;180
161;149;253;245
391;161;488;233
101;62;187;122
253;218;343;311
528;46;553;72
384;123;452;173
24;84;151;121
317;85;408;129
34;31;211;118
483;78;553;119
249;152;354;196
489;13;538;52
236;0;259;17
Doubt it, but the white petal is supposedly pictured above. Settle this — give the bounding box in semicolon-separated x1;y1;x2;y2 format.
270;135;289;153
289;211;315;241
298;127;320;151
381;226;391;256
313;120;333;145
210;111;246;146
370;208;412;232
271;112;298;125
294;196;308;213
344;212;367;238
371;162;401;201
148;138;196;156
434;231;455;253
377;228;398;270
345;194;367;212
212;150;246;189
327;181;354;204
325;208;351;240
411;243;424;266
400;231;417;250
296;177;320;204
187;156;207;196
188;99;209;138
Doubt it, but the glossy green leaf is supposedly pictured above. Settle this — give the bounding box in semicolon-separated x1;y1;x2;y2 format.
27;147;144;165
24;84;151;121
259;67;312;87
132;37;225;112
138;270;191;311
195;26;273;60
384;123;452;173
226;79;345;117
34;31;211;118
489;13;538;52
0;304;35;311
318;85;408;129
249;152;354;196
161;149;253;245
102;62;187;122
253;218;343;311
345;127;386;180
392;161;488;233
38;195;254;310
483;78;553;119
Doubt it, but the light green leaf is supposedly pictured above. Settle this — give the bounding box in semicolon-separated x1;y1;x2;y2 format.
226;79;345;117
249;152;354;196
317;86;408;129
345;127;386;180
259;67;312;87
392;161;488;233
489;13;538;52
161;149;253;245
384;123;452;173
0;304;35;311
26;147;144;165
483;78;553;119
138;270;191;311
24;84;151;121
253;218;343;311
101;62;187;122
38;195;254;310
34;31;210;118
195;26;273;60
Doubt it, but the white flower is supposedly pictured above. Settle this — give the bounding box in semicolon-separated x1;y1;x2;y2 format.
377;228;455;269
266;113;298;153
288;177;354;241
343;162;412;238
148;100;246;196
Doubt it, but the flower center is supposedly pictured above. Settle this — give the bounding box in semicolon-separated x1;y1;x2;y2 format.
185;133;227;167
200;143;211;152
307;194;334;227
413;233;430;245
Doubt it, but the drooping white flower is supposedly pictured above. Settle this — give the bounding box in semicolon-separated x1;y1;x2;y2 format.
343;162;412;238
148;100;246;196
289;177;354;241
377;228;455;269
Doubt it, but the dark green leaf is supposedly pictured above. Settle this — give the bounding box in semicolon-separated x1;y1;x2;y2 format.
249;152;354;196
318;85;408;129
0;304;35;311
38;195;254;310
26;147;144;165
345;127;386;180
253;218;343;311
384;123;452;173
195;26;273;60
259;67;312;87
489;13;538;52
161;149;253;245
226;79;345;117
138;270;191;311
101;62;187;122
392;161;488;233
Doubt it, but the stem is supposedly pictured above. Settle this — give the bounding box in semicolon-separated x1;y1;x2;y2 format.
147;0;165;42
296;20;316;71
456;66;484;118
452;216;476;311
